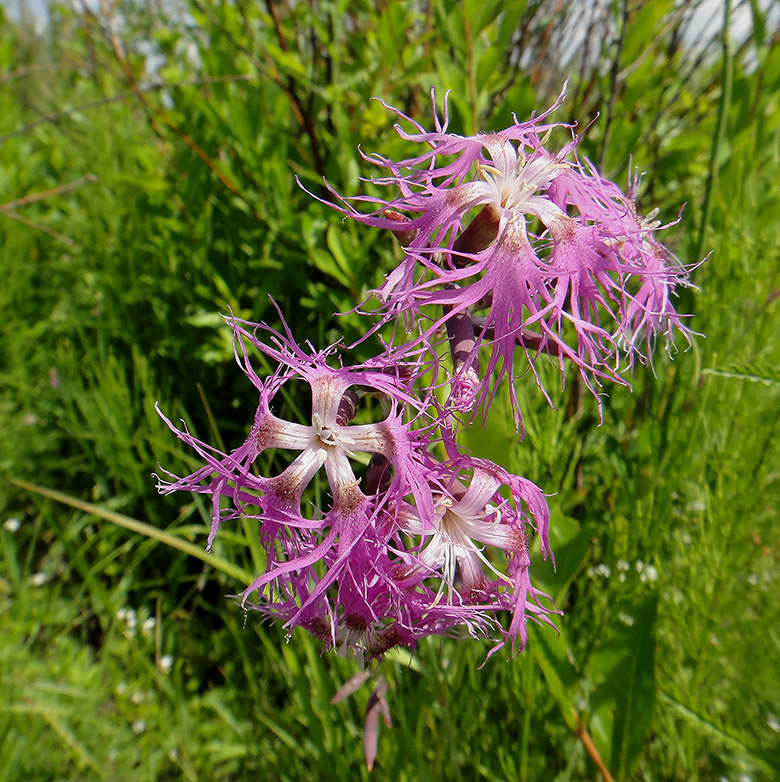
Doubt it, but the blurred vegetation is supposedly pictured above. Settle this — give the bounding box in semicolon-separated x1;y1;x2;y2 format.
1;0;779;780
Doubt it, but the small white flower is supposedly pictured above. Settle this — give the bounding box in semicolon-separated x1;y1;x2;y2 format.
131;720;147;735
618;612;635;627
131;691;145;705
3;518;20;533
767;714;780;732
141;617;156;636
28;572;49;587
617;560;631;572
125;609;138;628
640;564;658;583
159;655;174;674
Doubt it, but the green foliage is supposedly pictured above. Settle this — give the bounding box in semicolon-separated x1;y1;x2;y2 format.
2;1;779;780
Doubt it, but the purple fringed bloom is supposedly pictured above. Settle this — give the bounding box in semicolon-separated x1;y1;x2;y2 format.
156;314;445;656
323;86;695;427
394;454;558;658
155;314;557;659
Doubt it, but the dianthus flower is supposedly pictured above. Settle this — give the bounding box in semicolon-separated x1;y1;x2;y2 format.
156;314;557;659
324;87;694;427
393;453;557;658
156;315;443;654
157;84;700;684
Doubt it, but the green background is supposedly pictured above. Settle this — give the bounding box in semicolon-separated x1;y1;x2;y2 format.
1;1;779;779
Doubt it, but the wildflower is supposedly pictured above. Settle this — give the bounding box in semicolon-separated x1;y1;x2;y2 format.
394;455;557;657
325;87;694;426
588;563;611;579
117;607;138;627
3;518;20;532
158;654;174;674
636;560;659;583
156;312;559;658
28;572;49;587
156;314;443;654
617;612;635;627
156;82;700;682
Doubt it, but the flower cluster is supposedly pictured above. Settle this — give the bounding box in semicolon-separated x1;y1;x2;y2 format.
157;87;692;661
324;87;694;427
157;316;554;659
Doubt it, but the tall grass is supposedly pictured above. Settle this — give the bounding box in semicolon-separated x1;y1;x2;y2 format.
2;1;779;779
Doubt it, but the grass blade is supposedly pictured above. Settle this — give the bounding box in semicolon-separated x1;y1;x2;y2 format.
9;477;252;585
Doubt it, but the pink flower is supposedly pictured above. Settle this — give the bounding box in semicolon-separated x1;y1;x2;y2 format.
394;454;557;657
156;83;701;679
325;87;695;426
156;315;558;659
156;315;440;654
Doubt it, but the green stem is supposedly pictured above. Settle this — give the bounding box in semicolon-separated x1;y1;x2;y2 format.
599;0;630;171
696;0;733;260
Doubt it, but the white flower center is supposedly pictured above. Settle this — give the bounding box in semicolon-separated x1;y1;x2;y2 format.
477;145;567;215
311;412;356;463
431;496;511;592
